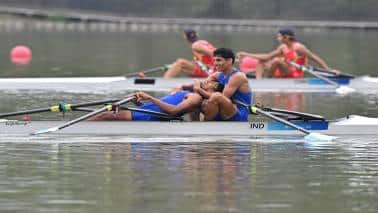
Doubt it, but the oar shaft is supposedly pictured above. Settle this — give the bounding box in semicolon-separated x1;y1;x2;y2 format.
0;108;49;118
289;62;339;86
71;106;183;120
253;107;310;135
312;67;354;78
121;106;183;120
54;97;135;131
0;99;120;118
234;100;311;135
124;65;167;78
70;99;120;108
263;107;324;120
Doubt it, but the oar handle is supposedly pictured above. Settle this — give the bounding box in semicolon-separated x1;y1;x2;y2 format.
124;65;169;78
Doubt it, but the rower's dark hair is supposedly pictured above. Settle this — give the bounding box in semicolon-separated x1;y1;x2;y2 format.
214;83;224;92
213;48;235;64
279;28;296;41
184;29;199;43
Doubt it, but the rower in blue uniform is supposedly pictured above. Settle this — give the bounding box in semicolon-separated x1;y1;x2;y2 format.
90;79;223;121
202;48;253;121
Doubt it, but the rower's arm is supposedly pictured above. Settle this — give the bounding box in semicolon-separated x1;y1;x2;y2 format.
222;73;244;98
192;42;214;57
238;48;281;61
193;81;212;99
147;93;203;116
301;47;329;69
302;47;341;75
194;72;220;99
181;84;194;91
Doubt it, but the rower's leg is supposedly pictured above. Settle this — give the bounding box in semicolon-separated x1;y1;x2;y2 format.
269;58;290;77
202;92;237;121
188;110;201;121
89;110;132;121
163;58;196;78
255;60;266;79
256;59;276;79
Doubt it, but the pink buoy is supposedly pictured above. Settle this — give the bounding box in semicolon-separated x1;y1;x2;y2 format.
239;56;258;73
10;45;32;65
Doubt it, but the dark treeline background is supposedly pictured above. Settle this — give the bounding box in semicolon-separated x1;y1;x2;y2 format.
0;0;377;21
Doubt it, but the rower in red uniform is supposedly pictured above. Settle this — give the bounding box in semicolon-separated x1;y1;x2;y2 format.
237;28;341;79
163;29;216;78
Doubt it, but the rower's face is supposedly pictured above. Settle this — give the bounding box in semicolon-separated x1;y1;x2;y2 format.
201;80;219;91
182;32;189;42
214;56;232;71
276;33;284;42
277;34;291;43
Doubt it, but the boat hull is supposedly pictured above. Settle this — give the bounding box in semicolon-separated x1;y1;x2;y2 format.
1;117;377;137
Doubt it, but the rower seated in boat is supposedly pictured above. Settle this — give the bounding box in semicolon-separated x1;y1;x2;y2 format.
237;28;341;79
90;79;223;121
163;29;216;79
202;48;253;122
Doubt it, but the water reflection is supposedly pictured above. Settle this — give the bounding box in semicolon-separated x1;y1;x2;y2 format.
255;92;306;112
1;139;378;212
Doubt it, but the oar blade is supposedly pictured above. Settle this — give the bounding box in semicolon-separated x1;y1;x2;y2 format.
336;86;356;95
32;126;59;136
304;132;337;142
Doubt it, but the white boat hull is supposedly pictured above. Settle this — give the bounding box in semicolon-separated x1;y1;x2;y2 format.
2;115;378;137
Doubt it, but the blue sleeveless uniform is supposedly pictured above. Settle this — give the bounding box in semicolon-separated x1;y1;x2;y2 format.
216;70;252;121
132;90;190;121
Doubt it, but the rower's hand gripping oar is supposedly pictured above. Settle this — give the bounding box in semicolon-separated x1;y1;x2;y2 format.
289;61;355;95
235;100;336;142
125;65;171;78
32;97;135;135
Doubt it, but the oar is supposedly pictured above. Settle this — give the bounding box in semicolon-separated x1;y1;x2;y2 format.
32;97;135;135
73;106;183;121
310;67;355;78
119;106;183;121
0;99;120;118
289;61;355;94
234;100;336;142
124;64;170;78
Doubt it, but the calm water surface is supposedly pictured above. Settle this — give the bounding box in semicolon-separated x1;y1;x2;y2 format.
1;21;378;212
0;21;378;77
1;139;378;213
